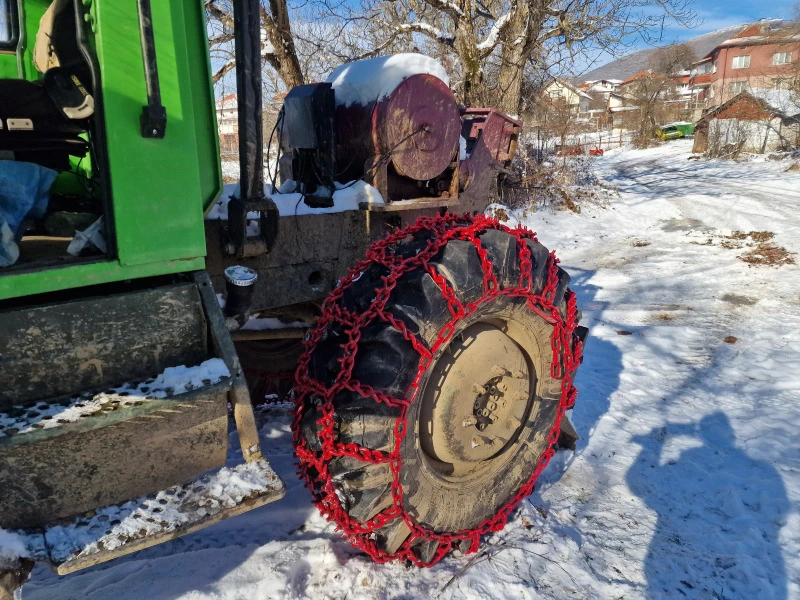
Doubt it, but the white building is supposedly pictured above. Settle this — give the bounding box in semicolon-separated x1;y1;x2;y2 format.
543;79;592;113
215;94;238;155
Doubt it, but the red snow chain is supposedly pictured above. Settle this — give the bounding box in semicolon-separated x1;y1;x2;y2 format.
291;213;583;567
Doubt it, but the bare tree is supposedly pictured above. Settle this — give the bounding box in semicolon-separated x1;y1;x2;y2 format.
206;0;304;89
205;0;698;122
355;0;697;114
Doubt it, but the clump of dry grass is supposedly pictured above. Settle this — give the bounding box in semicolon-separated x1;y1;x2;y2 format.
725;230;774;242
713;231;792;266
488;206;510;222
739;243;796;267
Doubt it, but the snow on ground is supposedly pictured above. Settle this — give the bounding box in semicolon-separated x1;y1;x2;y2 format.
221;161;239;183
24;139;800;599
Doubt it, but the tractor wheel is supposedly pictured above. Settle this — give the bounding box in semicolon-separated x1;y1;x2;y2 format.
0;559;34;600
292;213;585;566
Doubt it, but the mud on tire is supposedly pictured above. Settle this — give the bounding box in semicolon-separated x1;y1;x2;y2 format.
292;213;584;566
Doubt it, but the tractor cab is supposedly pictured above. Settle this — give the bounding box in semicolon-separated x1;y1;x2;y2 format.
0;0;220;300
0;0;103;268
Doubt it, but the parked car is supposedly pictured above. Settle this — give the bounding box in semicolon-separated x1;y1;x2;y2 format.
656;122;696;141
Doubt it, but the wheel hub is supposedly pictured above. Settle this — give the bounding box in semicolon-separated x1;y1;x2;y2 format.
420;323;532;469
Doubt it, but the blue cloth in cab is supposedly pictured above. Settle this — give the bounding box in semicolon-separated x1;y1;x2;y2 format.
0;160;58;266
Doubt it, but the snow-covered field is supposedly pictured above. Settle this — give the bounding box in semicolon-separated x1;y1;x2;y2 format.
25;140;800;599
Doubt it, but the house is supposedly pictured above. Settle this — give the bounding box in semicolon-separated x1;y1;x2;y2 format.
580;79;622;94
690;19;800;107
692;90;800;153
542;79;592;114
215;93;238;156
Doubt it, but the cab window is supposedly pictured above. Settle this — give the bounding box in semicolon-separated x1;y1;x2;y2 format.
0;0;17;48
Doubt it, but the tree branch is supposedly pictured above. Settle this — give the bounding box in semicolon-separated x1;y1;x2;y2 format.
395;21;456;46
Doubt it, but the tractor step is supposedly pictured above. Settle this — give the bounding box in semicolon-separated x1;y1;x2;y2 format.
44;458;285;575
1;459;285;577
0;361;233;529
0;358;231;441
0;272;278;578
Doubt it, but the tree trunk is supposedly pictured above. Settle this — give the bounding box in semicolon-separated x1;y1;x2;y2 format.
262;1;304;88
496;3;534;116
454;17;482;106
496;44;525;115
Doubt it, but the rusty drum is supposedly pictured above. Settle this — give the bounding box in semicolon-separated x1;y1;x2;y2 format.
335;73;461;182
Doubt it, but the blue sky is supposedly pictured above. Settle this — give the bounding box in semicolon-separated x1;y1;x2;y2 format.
573;0;798;73
647;0;797;46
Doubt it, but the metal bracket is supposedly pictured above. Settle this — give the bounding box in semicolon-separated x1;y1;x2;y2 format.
194;271;263;462
136;0;167;138
226;196;279;257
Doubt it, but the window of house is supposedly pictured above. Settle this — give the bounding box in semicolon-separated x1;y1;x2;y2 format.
732;55;750;69
548;89;563;99
773;78;790;90
729;81;748;94
0;0;17;48
773;51;792;65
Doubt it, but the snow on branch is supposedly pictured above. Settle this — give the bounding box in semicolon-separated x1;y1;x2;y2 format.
425;0;465;18
476;10;512;52
395;22;456;45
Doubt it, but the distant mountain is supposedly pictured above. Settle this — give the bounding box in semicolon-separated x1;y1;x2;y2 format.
578;25;748;82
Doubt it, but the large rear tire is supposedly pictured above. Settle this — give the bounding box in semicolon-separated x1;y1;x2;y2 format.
292;213;584;566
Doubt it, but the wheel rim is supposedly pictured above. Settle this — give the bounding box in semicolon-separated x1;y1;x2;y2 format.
419;322;536;477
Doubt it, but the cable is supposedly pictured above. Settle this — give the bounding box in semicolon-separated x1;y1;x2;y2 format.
337;125;428;192
271;107;285;192
264;106;283;193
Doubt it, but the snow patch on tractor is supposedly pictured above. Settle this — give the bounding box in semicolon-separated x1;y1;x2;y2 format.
206;181;384;221
0;358;230;438
43;460;283;564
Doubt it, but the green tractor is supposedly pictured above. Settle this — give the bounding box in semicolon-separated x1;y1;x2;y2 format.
0;0;587;594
